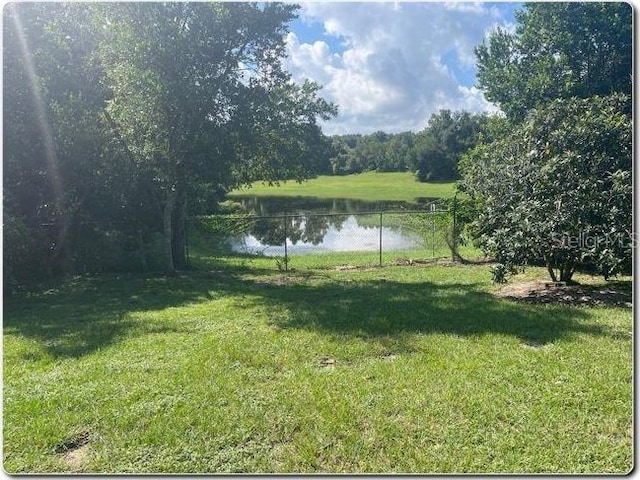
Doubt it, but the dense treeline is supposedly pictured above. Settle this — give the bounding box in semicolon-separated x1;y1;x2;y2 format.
4;2;336;287
323;110;488;181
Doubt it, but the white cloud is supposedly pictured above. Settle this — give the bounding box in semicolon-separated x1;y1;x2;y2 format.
454;85;502;114
284;2;517;134
444;1;486;15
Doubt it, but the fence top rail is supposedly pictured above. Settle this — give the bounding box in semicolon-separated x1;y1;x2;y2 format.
195;209;449;221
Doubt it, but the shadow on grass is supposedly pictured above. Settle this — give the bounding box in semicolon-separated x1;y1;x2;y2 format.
3;264;619;360
246;278;604;348
3;272;222;359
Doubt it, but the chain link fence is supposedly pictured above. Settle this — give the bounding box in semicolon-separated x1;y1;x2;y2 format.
6;204;465;285
191;206;463;270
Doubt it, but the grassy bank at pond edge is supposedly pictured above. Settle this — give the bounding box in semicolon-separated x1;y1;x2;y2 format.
3;254;632;474
229;171;457;203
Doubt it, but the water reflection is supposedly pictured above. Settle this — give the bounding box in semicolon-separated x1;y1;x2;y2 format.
227;196;429;256
230;215;421;256
231;195;439;215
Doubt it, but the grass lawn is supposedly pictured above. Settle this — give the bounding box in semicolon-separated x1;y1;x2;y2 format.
228;171;457;202
3;254;632;473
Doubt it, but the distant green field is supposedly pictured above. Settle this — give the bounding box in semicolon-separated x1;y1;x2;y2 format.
229;172;456;202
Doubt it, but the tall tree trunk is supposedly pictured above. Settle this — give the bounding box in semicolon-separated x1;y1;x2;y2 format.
172;188;187;270
137;229;148;272
163;190;177;275
559;261;575;283
48;215;73;276
546;262;558;282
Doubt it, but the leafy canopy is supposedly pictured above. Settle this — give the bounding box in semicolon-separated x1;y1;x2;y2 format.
3;2;337;280
459;95;632;282
476;2;632;122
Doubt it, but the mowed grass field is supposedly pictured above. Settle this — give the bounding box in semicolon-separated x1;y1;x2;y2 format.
229;171;456;202
3;254;632;473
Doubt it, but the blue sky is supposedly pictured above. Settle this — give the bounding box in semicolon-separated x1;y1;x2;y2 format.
284;2;522;134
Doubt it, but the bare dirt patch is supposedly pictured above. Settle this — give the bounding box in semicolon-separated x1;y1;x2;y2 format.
494;281;632;307
332;264;379;272
319;356;337;368
334;264;360;271
253;272;324;286
393;257;457;267
393;257;493;267
61;443;91;471
55;429;91;471
380;352;397;361
255;275;297;286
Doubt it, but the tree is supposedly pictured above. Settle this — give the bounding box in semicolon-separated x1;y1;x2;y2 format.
459;95;632;283
413;134;445;182
384;132;415;172
3;3;124;279
3;3;336;282
413;110;486;182
476;2;632;121
468;2;632;283
96;3;336;274
325;131;416;175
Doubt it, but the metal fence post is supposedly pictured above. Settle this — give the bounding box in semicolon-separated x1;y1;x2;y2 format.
431;203;436;258
379;210;383;266
283;214;288;271
451;195;457;262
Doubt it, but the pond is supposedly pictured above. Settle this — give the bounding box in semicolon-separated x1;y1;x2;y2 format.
225;195;441;256
230;195;440;216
